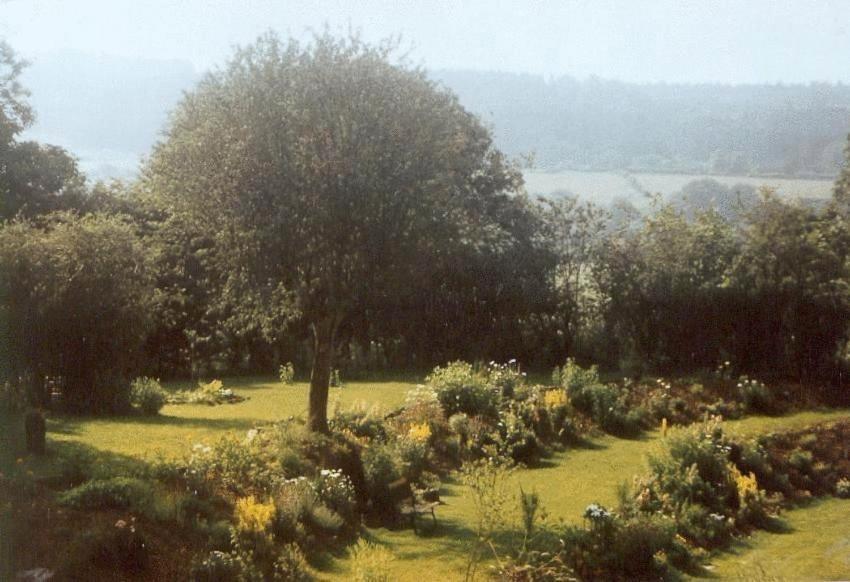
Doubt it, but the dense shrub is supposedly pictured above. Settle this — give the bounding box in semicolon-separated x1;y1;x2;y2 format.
426;361;497;418
556;359;644;437
58;477;154;510
361;443;402;516
329;404;387;441
272;543;311;581
737;376;775;414
172;433;279;497
313;468;357;525
560;506;688;580
130;377;167;415
0;214;154;413
641;419;738;519
60;522;149;578
485;360;526;398
190;550;246;582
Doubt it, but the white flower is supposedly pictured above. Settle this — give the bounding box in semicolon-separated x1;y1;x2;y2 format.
246;429;258;443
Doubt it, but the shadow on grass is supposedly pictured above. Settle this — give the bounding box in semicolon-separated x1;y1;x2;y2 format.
47;412;261;435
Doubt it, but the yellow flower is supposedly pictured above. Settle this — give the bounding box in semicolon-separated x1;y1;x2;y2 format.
543;389;567;408
407;422;432;443
234;495;275;533
730;464;759;504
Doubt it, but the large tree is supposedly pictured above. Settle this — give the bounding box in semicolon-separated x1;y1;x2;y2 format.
0;212;154;411
145;33;525;432
0;40;86;220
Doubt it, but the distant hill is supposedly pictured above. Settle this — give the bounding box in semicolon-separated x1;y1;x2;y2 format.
434;70;850;178
17;54;850;182
21;53;197;180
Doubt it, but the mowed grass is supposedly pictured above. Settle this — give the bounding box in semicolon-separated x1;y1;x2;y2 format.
701;497;850;580
46;377;414;460
34;376;850;580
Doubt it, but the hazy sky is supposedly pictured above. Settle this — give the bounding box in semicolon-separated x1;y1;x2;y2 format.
3;0;850;83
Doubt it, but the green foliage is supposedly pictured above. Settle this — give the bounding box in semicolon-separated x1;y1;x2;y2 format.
278;362;295;385
130;377;166;415
60;522;149;578
426;361;497;418
643;418;738;519
559;360;643;436
168;379;245;406
272;544;311;581
190;550;245;582
362;442;402;514
461;458;515;539
555;358;600;394
0;213;154;412
146;31;528;432
738;376;775;414
58;477;154;510
560;506;684;581
172;433;279;497
349;539;394;582
486;360;526;398
313;468;357;524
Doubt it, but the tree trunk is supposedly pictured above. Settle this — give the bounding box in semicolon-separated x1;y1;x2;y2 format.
308;317;336;433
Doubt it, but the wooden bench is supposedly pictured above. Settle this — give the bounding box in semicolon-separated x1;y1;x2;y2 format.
388;477;440;533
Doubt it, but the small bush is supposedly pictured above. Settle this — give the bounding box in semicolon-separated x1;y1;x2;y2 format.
235;495;276;533
180;433;279;497
307;503;345;535
561;507;682;581
788;448;814;474
58;477;154;510
278;362;296;385
556;358;600;394
362;443;402;516
190;543;263;582
190;550;243;582
130;377;167;415
314;468;357;524
426;361;498;418
169;379;243;406
835;477;850;498
349;539;394;582
61;522;149;577
486;360;526;398
273;544;311;581
738;376;774;413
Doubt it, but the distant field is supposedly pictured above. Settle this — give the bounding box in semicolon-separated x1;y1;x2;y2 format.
523;169;836;206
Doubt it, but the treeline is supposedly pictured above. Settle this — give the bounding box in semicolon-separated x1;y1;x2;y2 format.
18;56;850;181
436;70;850;177
3;37;850;414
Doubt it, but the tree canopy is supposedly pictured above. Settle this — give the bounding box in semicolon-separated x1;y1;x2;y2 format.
145;32;531;431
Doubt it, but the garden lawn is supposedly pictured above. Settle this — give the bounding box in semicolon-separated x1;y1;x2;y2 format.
321;410;850;581
700;497;850;580
30;378;850;581
45;377;413;459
